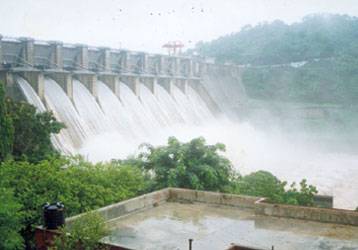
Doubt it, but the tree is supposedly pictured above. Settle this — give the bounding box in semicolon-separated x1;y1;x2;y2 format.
238;171;286;203
135;136;236;192
6;98;65;162
283;179;318;206
0;81;14;162
0;188;24;250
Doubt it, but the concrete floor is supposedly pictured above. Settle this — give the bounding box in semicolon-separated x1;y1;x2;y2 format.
103;202;358;250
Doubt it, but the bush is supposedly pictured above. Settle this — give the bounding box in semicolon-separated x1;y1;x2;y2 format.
237;170;286;202
237;170;318;205
49;210;110;250
133;136;236;193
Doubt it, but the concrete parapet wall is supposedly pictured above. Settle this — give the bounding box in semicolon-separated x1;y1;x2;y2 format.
65;189;170;229
169;188;261;209
255;199;358;226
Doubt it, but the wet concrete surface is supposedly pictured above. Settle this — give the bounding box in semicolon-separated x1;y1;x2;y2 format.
103;202;358;250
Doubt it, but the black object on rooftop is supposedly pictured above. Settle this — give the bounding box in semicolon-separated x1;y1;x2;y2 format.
43;202;65;230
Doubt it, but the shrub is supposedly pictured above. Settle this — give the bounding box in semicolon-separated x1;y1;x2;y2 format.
49;210;110;250
237;170;318;205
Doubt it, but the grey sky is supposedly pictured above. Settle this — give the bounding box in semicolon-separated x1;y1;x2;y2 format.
1;0;358;54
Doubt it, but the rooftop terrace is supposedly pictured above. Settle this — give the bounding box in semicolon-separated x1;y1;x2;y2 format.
36;188;358;250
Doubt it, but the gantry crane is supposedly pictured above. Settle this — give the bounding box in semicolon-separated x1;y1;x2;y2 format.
162;41;184;56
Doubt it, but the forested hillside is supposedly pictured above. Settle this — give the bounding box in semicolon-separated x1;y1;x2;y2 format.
190;13;358;66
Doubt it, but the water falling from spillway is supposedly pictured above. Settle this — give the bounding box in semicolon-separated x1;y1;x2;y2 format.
186;86;214;121
139;83;172;127
119;82;161;133
15;76;75;153
97;81;136;139
156;84;185;124
171;85;202;124
72;79;113;134
44;78;91;150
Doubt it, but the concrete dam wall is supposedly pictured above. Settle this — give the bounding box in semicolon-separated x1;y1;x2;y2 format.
0;36;247;159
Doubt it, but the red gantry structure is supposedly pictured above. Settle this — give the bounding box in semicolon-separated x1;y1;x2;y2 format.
162;41;184;56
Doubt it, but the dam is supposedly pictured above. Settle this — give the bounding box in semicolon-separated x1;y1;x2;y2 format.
0;35;246;157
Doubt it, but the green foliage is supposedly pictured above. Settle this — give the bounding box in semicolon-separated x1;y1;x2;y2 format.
6;98;65;162
283;179;318;206
0;187;24;250
237;171;286;203
0;81;14;162
237;171;318;205
133;136;236;192
49;210;109;250
0;156;144;248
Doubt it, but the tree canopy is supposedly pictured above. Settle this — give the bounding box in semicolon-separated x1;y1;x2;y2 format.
5;97;65;162
134;136;236;193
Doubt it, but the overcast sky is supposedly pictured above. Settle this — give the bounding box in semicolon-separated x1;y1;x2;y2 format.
1;0;358;54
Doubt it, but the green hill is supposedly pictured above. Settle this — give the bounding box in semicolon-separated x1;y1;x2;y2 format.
189;13;358;66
